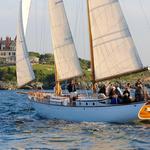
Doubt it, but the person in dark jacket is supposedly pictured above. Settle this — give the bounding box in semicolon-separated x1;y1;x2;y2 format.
67;80;76;93
122;87;131;104
98;84;106;95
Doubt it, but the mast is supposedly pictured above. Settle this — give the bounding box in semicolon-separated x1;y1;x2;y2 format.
54;64;62;96
48;0;82;95
86;0;143;83
87;0;96;92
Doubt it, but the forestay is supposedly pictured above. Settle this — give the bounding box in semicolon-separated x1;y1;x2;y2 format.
89;0;143;81
16;0;35;87
22;0;31;35
48;0;82;81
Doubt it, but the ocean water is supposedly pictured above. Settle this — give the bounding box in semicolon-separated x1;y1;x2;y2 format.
0;90;149;150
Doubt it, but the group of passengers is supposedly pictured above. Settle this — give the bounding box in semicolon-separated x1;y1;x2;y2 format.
66;79;150;104
97;79;150;104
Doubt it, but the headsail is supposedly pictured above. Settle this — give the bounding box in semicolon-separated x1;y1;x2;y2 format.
48;0;82;81
16;0;35;87
22;0;31;35
88;0;143;81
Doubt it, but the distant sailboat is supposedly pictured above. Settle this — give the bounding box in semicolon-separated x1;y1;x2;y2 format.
17;0;149;123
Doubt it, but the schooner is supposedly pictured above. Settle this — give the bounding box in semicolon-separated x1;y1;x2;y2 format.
16;0;150;123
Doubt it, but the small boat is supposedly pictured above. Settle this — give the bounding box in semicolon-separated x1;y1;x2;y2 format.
138;102;150;120
16;0;149;123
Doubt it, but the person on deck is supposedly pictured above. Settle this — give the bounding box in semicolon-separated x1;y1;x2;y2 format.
122;87;131;104
135;79;143;87
106;82;113;96
135;83;144;102
97;84;107;99
109;86;120;104
67;80;78;106
98;84;106;95
67;80;76;93
115;84;123;99
126;82;131;89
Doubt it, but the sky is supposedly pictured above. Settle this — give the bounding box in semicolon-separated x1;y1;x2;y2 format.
0;0;150;66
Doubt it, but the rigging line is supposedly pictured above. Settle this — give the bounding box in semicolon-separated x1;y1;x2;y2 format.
138;0;150;31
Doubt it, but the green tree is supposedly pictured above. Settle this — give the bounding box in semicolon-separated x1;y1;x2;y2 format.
39;53;54;65
29;52;40;58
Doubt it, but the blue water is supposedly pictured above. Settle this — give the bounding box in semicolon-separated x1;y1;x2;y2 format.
0;90;150;150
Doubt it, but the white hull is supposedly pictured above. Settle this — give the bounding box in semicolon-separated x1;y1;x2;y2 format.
28;96;145;123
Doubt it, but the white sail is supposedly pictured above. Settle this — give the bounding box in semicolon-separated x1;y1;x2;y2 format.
22;0;31;35
89;0;143;81
16;0;35;87
64;0;90;59
48;0;82;81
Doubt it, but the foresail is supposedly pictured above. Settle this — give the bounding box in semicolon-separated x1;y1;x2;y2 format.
48;0;82;81
22;0;31;35
89;0;143;81
16;0;35;87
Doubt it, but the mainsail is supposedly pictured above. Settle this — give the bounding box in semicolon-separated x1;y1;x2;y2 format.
88;0;144;81
16;0;35;87
22;0;31;35
48;0;82;81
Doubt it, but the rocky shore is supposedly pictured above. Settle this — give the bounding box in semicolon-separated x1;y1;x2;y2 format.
0;81;16;90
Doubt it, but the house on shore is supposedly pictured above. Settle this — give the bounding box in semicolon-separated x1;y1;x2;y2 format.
0;37;16;65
